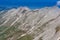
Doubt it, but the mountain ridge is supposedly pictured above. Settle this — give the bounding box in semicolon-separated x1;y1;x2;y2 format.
0;6;60;40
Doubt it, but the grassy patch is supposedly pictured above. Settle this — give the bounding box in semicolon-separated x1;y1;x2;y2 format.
18;35;33;40
0;26;7;32
0;26;26;40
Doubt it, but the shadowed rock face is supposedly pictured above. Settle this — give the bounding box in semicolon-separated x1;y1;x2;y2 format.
0;6;60;40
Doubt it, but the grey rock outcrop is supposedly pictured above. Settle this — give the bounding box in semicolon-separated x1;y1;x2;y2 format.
0;7;60;40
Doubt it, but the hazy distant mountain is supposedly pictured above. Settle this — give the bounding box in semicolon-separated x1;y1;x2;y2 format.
0;6;60;40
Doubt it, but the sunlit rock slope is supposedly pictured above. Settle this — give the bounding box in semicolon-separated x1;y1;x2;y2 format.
0;6;60;40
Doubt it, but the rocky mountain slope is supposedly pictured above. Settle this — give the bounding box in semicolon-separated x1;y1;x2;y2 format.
0;6;60;40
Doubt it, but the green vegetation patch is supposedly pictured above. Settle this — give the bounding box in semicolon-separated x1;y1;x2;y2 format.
0;26;26;40
18;35;33;40
0;26;7;32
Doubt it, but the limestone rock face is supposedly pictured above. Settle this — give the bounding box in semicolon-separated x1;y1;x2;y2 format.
0;7;60;40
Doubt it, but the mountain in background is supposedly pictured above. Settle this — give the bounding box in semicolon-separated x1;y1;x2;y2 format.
0;6;60;40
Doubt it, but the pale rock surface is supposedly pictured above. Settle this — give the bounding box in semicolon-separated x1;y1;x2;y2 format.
0;6;60;40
